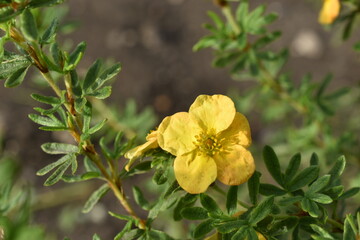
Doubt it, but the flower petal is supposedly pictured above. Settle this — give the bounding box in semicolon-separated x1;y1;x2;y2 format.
213;145;255;186
124;134;158;171
174;151;217;194
218;112;251;148
319;0;340;24
157;112;201;156
189;95;236;134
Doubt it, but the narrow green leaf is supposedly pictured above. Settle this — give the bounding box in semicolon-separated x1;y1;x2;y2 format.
82;184;110;213
227;186;238;215
86;86;112;99
4;66;29;87
41;18;58;44
200;193;222;215
120;229;144;240
231;225;248;240
0;7;20;23
308;193;332;204
132;186;150;210
93;62;121;90
248;196;274;225
44;160;71;186
108;211;133;222
28;0;64;8
207;11;224;29
288;166;319;192
20;9;38;41
164;181;180;198
328;156;346;183
153;168;168;185
193;36;217;52
41;142;79;154
193;219;215;239
50;42;62;66
215;219;247;234
114;221;133;240
0;52;31;79
36;154;73;176
301;198;319;218
278;196;303;206
307;175;331;194
310;224;334;239
147;230;174;240
31;93;61;105
259;183;287;196
310;153;319;166
39;126;68;131
284;153;301;183
343;215;357;240
263;146;283;186
83;59;102;91
236;0;249;23
88;119;107;135
29;114;63;128
247;171;260;205
339;187;360;200
181;207;208;220
64;41;86;71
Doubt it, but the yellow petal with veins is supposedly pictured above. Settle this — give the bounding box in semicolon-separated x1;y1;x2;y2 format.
213;145;255;185
219;112;251;148
189;95;236;133
174;151;217;194
157;112;201;156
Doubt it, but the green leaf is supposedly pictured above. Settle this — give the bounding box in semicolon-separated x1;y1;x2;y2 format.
132;186;150;210
88;119;107;135
173;194;198;221
301;198;319;218
44;160;71;186
93;62;121;90
207;11;224;29
120;229;144;240
86;86;112;99
29;114;64;128
147;230;174;240
215;219;247;234
247;171;260;205
20;9;38;41
226;185;238;215
181;207;208;220
36;154;74;176
343;214;357;240
193;36;217;52
248;196;274;225
152;168;168;185
0;53;31;79
310;153;319;166
82;184;110;213
278;196;303;206
310;224;334;239
40;18;58;45
64;41;86;71
328;156;346;184
109;211;134;222
114;221;133;240
31;93;61;105
284;153;301;183
259;183;287;196
200;193;222;215
4;66;29;87
28;0;64;8
307;175;331;194
83;59;102;91
41;142;79;154
236;0;249;23
339;187;360;200
288;166;319;192
92;234;101;240
308;193;332;204
263;146;283;186
193;219;215;239
0;7;21;23
231;225;248;240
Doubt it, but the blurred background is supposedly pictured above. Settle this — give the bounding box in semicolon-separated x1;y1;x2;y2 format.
0;0;359;239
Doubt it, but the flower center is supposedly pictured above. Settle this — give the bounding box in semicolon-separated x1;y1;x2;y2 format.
194;132;224;156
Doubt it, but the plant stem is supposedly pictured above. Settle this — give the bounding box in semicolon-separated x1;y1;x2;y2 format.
327;217;344;230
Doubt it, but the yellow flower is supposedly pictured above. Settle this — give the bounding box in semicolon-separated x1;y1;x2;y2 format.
157;94;255;194
124;130;158;171
319;0;340;24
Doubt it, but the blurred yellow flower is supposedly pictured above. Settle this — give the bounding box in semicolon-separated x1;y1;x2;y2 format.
124;130;158;171
319;0;340;24
157;94;254;194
